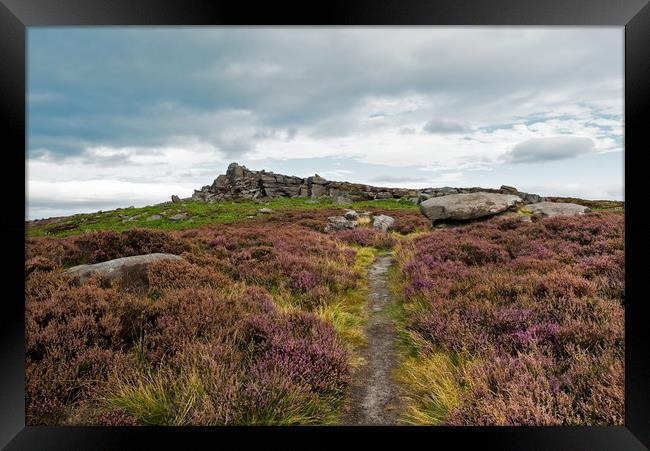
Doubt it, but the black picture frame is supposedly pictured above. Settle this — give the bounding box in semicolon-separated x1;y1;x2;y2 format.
2;1;648;449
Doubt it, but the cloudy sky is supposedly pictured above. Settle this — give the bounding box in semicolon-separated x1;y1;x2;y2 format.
27;27;623;219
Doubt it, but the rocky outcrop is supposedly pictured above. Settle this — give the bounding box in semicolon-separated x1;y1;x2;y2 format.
526;202;590;218
192;162;419;202
65;253;184;285
191;162;546;206
420;192;522;225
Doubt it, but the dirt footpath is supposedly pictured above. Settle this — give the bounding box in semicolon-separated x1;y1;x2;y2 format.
340;254;402;425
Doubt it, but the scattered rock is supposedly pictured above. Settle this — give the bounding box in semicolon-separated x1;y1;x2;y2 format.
171;195;181;203
258;208;273;214
526;202;590;218
168;213;188;221
372;214;395;232
146;214;163;221
66;253;184;287
344;209;359;220
123;213;144;223
324;216;358;233
420;192;522;225
335;195;353;205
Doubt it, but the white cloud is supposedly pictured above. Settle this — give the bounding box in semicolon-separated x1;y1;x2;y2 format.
27;27;624;218
504;136;595;164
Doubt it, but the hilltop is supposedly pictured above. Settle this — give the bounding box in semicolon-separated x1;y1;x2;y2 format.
26;162;623;237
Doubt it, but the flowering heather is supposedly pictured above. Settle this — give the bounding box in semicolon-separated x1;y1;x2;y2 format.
25;221;362;425
26;228;190;266
395;211;624;425
335;228;398;249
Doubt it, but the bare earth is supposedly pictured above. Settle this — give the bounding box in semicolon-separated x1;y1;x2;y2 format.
340;254;402;425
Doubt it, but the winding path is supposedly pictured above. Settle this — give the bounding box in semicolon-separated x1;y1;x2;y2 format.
341;254;401;425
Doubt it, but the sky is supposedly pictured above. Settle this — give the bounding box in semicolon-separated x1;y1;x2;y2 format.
27;27;624;220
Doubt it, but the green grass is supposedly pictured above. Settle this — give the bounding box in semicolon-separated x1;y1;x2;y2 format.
385;248;468;425
26;197;418;238
317;246;379;358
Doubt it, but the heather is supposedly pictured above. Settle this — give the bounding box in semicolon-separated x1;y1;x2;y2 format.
335;228;398;249
393;211;624;425
25;221;380;425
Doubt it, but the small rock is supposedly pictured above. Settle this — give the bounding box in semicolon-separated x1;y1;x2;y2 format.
171;195;181;203
500;185;518;194
168;213;188;221
372;214;395;232
324;216;358;233
146;214;163;221
526;202;590;218
344;210;359;220
258;208;273;214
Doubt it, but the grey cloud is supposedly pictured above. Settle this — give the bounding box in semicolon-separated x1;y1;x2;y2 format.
504;137;595;164
423;119;471;134
28;28;622;159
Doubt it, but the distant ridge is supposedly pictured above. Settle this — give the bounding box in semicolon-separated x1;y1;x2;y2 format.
191;162;545;204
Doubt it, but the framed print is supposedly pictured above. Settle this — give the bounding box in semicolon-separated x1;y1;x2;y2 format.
1;0;649;449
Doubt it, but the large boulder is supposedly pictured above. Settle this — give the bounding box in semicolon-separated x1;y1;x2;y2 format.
372;214;395;232
324;216;357;233
171;194;181;203
420;192;521;224
65;253;184;286
526;202;590;218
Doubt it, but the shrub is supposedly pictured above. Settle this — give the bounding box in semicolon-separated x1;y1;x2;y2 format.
395;212;624;425
335;228;397;249
25;220;360;425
